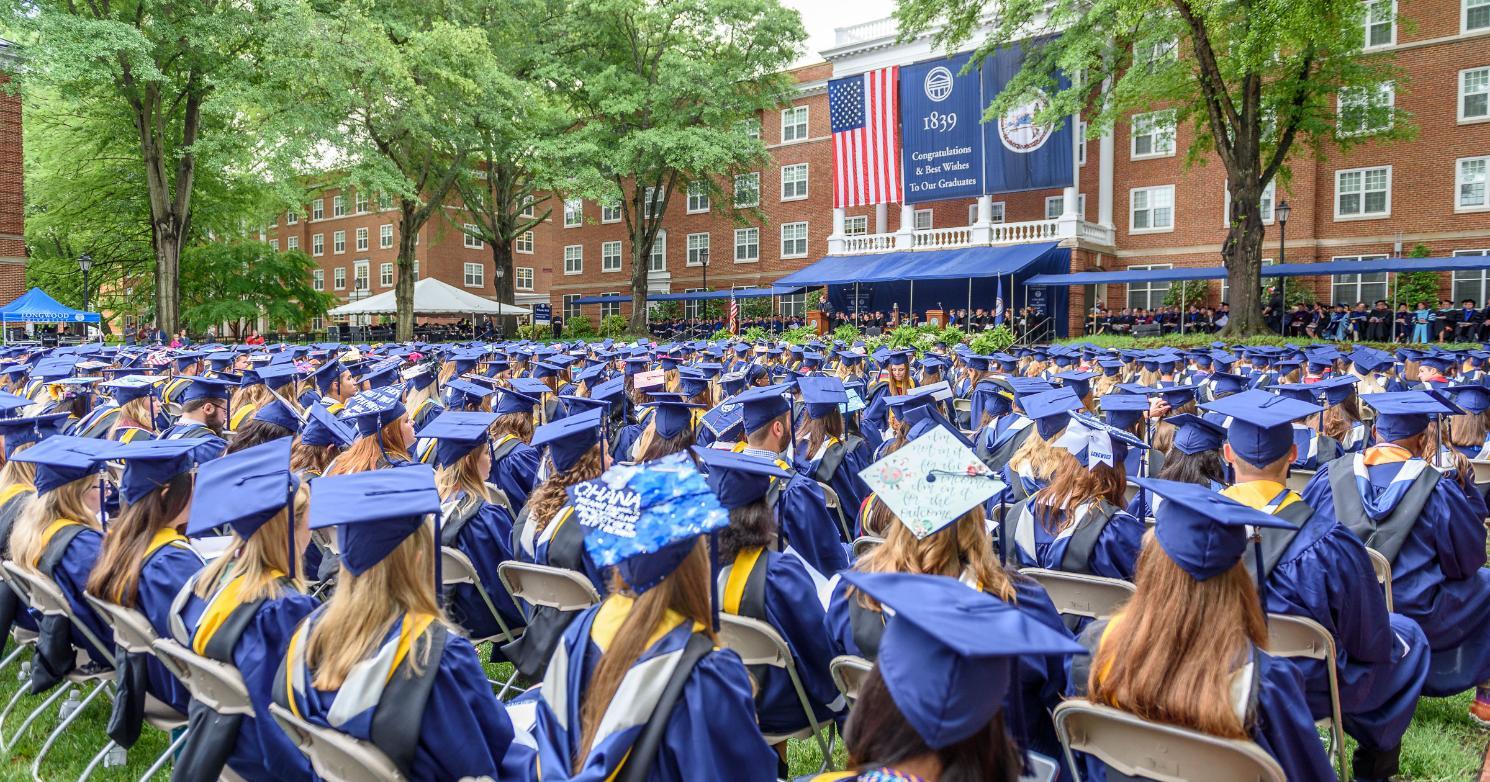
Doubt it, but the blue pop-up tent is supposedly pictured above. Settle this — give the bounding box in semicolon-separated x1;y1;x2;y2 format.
0;288;100;343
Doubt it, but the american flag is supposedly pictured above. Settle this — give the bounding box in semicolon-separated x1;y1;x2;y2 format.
829;67;902;209
728;293;739;334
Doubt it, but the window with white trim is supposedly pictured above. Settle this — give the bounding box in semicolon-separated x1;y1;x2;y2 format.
1330;256;1390;304
644;187;664;219
286;211;298;225
1463;67;1490;122
379;224;393;249
312;234;324;256
1337;83;1394;136
737;118;761;140
378;192;392;211
968;203;979;226
355;227;368;252
463;224;483;249
990;201;1006;223
564;245;583;275
311;199;324;220
687;233;710;266
332;196;345;217
682;288;706;320
734;173;760;208
1335;166;1391;218
353;260;369;292
286;236;299;251
270;239;279;251
1045;195;1086;219
312;269;324;290
515;231;534;254
781;222;808;258
333;230;346;254
1458;156;1489;211
333;267;345;290
1126;264;1172;309
649;231;667;272
686;181;709;213
734;227;759;263
844;215;868;236
1468;0;1489;31
1131;110;1176;158
562;294;581;320
463;263;484;288
602;241;622;273
413;260;420;278
516;266;534;290
1222;180;1277;224
1452;250;1490;304
379;262;393;287
520;196;535;218
355;192;368;213
780;164;808;201
779;292;806;317
564;198;583;227
781;106;809;142
914;209;933;230
1143;37;1178;69
1077;120;1087;165
601;201;621;223
1364;0;1394;47
600;294;622;319
1130;186;1176;232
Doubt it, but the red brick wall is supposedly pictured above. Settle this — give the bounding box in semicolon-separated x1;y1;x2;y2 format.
0;71;25;303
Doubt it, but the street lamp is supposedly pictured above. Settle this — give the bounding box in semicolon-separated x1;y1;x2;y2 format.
77;254;93;337
1275;201;1290;333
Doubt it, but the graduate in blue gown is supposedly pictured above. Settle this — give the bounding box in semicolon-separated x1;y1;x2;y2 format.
488;385;543;511
994;385;1075;511
793;377;872;532
1070;478;1336;782
0;414;67;648
274;466;530;781
1202;389;1431;781
807;572;1084;782
154;377;232;461
513;453;777;782
1123;414;1228;521
1302;391;1490;720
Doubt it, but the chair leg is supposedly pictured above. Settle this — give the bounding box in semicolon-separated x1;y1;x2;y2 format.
77;740;119;782
32;679;109;782
3;680;73;753
0;643;28;678
0;674;34;751
136;726;189;782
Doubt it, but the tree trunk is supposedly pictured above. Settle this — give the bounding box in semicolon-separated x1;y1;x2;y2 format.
489;240;517;337
1219;179;1270;337
396;200;420;342
628;234;649;334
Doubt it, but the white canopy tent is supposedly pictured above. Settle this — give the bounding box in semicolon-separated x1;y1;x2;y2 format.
328;276;531;317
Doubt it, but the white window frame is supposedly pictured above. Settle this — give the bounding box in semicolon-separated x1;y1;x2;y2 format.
1334;165;1392;220
463;224;483;249
286;211;298;225
333;267;345;290
967;203;979;226
1329;255;1391;304
1337;83;1395;137
990;201;1006;223
270;239;279;251
780;222;808;259
355;192;368;214
1457;156;1490;213
1130;110;1177;159
1462;66;1490;123
1077;120;1087;166
686;181;710;214
600;293;623;319
781;105;809;143
738;118;761;140
734;227;759;263
1222;179;1277;225
844;215;868;236
311;233;324;256
379;224;393;249
1467;0;1490;32
286;236;299;251
1129;185;1176;233
778;292;806;317
332;195;345;217
1126;263;1173;310
600;201;622;223
378;192;392;211
643;187;664;220
353;260;369;292
379;262;393;287
648;231;667;273
686;233;710;267
515;231;534;254
1363;0;1395;48
516;266;534;291
913;208;933;230
562;294;581;320
332;230;346;254
601;241;622;273
780;163;809;201
311;199;324;220
1451;251;1490;307
564;245;583;276
1045;194;1087;220
563;198;583;228
519;196;535;218
355;227;368;252
463;262;484;288
312;269;324;291
734;172;760;208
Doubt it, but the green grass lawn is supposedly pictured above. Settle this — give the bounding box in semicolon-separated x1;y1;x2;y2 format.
0;642;1479;781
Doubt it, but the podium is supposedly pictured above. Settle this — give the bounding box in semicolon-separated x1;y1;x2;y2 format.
925;309;946;328
810;311;830;336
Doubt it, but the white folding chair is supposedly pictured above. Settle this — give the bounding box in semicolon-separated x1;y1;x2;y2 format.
828;655;872;706
716;613;831;762
1267;613;1347;781
84;594;190;781
850;536;884;561
1470;459;1490;485
1018;568;1135;622
269;702;406;782
496;561;602;614
1285;469;1316;493
1122;483;1140;505
1053;699;1287;782
441;547;523;697
817;482;853;542
1364;547;1393;612
953;398;973;416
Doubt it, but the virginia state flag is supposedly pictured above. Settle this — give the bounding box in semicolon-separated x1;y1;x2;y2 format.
981;42;1074;193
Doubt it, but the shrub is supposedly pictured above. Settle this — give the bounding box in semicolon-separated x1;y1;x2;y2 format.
969;326;1016;354
599;314;629;338
563;317;596;338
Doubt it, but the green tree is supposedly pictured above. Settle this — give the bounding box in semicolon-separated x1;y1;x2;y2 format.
1393;243;1441;308
1163;279;1210;308
897;0;1409;336
546;0;805;332
179;242;334;341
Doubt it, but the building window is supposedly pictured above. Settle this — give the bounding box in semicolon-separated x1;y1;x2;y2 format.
378;192;392;211
734;173;760;208
781;222;808;258
355;192;368;213
1131;110;1177;159
649;231;667;272
781;105;809;142
353;260;369;292
1337;83;1394;136
601;201;621;223
1045;195;1087;219
463;224;483;249
687;233;710;266
1463;67;1490;122
1468;0;1489;31
1077;120;1087;165
1364;0;1394;47
311;199;324;220
332;195;345;217
312;234;324;256
844;215;868;236
1459;157;1490;212
270;239;279;251
355;227;368;252
643;187;664;219
682;288;706;320
516;266;534;290
312;269;324;291
563;294;581;320
913;209;933;230
738;117;761;140
1143;37;1178;69
597;294;621;319
1336;166;1391;219
379;262;393;287
990;202;1006;223
286;210;298;225
379;224;393;249
1330;256;1390;304
564;245;583;275
1126;264;1172;309
686;181;709;214
564;198;583;227
286;236;299;251
519;196;535;218
515;231;534;254
1130;186;1175;233
331;230;345;254
1222;180;1278;224
413;260;420;279
967;203;979;226
734;227;759;263
602;241;622;273
779;292;806;317
780;163;809;201
1452;251;1490;304
463;262;484;288
333;267;346;290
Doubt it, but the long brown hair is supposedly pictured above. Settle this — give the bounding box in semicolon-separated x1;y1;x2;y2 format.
1088;535;1267;740
194;484;309;603
326;419;412;476
528;445;604;536
717;500;778;560
854;507;1015;605
290;441;340;477
798;412;845;462
490;411;534;444
846;669;1020;782
1448;411;1489;450
632;423;695;463
86;473;194;607
1031;455;1126;534
575;539;715;769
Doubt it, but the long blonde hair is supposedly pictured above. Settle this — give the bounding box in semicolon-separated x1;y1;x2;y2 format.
435;447;494;505
194;484;309;604
10;476;100;572
112;397;158;434
0;444;37;493
855;507;1015;604
326;419;412;476
1007;426;1066;482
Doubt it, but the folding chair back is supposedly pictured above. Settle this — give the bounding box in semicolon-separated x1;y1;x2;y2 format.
716;614;828;752
1267;613;1346;780
817;482;852;541
1470;459;1490;485
2;560;112;660
829;655;872;705
82;594;158;657
496;561;600;612
149;638;255;716
1052;699;1286;782
440;547;481;588
1122;483;1139;505
850;536;884;560
269;702;406;782
1365;547;1393;612
1285;469;1315;493
1018;568;1135;621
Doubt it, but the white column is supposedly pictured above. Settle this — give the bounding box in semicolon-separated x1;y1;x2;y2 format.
828;207;846;254
875;202;889;235
1058;112;1082;241
1098;129;1115;228
971;194;993;244
896;203;915;249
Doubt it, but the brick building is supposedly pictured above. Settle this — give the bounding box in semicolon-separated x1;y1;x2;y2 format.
0;40;26;303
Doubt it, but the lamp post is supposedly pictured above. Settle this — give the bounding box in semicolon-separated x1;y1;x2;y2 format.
493;264;506;337
1275;200;1290;334
77;253;93;338
699;247;710;323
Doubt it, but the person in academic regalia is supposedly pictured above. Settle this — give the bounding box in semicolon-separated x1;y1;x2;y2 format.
227;397;302;456
402;365;444;432
1302;391;1490;723
102;375;162;442
290;403;355;480
1443;384;1490;460
273;466;531;781
487;384;544;511
155;377;232;461
325;386;416;474
515;453;777;782
0;414;68;654
1070;478;1336;782
1125;413;1228;522
629;395;701;463
793;377;872;538
807;573;1084;782
996;386;1081;510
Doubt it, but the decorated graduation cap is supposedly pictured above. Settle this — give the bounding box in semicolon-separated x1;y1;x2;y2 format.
12;435;113;494
840;571;1084;750
342;386;406;437
0;413;69;458
1361;391;1463;441
300;403;356;448
97;438;214;505
1200;389;1322;468
309;465;441;577
1052;413;1147;467
691;446;790;509
733;383;793;434
1098;393;1149;429
1138;476;1298;582
532;408;604;472
1168;413;1226;455
417;410;499;468
1022;387;1084;439
252;398;303;433
857;426;1005;540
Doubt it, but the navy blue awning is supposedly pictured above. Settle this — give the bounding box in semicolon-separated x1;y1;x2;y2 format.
572;287;800;305
774;242;1062;287
1024;255;1490;287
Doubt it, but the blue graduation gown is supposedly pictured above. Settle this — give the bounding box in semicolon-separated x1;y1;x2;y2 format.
490;440;541;513
136;539;204;714
519;599;777;781
1291;426;1341;471
445;499;524;637
1302;462;1490;695
796;438;872;527
776;471;849;576
157;422;229;461
40;527;113;666
1011;500;1143;580
612;422;643;461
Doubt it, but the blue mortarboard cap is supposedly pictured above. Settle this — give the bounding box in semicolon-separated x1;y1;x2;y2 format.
1319;376;1359;407
417;410;498;468
531;408;604;472
1139;477;1298;581
309;465;441;576
0;413;69;457
641;399;702;439
342;386;407;437
1099;393;1149;429
1208;371;1249;396
173;352;203;371
797;376;848;420
1159;384;1200;408
573;453;728;593
494;386;541;417
13;435;112;493
1362;391;1464;440
253;362;301;389
101;375;162;404
1200;389;1322;467
734;384;792;434
1168;413;1226;455
357;361;401;389
185;437;297;538
1421;354;1456;372
300;404;356;448
590;376;627;406
311;360;344;393
1054;370;1099;399
839;571;1084;749
1268;382;1320;404
691;446;790;509
1022;387;1084;439
30;356;78;380
179;377;236;404
1350;349;1393;374
98;438;215;505
445;378;495;409
252;399;304;433
1007;378;1055;398
1445;384;1490;415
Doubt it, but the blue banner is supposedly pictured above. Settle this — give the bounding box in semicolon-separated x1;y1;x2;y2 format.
899;52;985;204
532;303;551;324
980;43;1074;193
